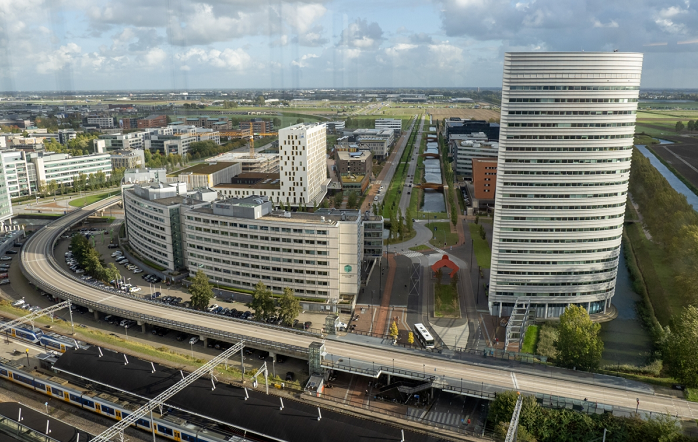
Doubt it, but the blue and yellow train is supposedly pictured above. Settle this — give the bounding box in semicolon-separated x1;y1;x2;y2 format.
0;357;249;442
2;323;79;353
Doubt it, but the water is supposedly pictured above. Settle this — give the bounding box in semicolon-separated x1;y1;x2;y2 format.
421;143;446;212
657;139;674;144
635;144;698;210
600;250;654;366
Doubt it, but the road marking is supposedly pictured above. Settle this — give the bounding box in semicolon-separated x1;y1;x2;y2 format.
97;295;116;304
511;373;519;390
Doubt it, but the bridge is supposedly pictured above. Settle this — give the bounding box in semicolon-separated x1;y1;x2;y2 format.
419;152;441;159
18;197;698;419
413;183;445;191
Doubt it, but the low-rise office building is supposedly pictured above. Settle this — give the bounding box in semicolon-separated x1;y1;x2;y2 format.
326;121;345;134
176;116;232;130
445;118;500;142
98;132;146;151
206;151;279;174
30;152;112;187
167;162;242;188
375;118;402;133
338;129;395;159
57;129;77;145
239;118;273;133
124;167;167;184
470;158;498;209
111;149;145;170
450;138;499;177
182;196;365;301
335;150;372;176
84;116;115;129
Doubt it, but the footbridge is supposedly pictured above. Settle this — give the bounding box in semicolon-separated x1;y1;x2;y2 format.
17;197;698;419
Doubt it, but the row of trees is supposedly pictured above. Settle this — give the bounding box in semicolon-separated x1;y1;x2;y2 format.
628;147;698;387
70;234;121;284
44;133;99;157
675;120;697;132
188;272;302;326
489;390;690;442
33;168;125;199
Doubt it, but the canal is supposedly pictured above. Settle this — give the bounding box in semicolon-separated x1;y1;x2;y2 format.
600;248;654;367
635;141;698;210
421;140;446;212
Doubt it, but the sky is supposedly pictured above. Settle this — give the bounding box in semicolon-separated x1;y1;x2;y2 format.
0;0;697;92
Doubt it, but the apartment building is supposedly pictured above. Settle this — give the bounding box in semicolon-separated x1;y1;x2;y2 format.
488;52;643;319
278;123;329;206
84;116;115;129
177;116;232;130
239;118;273;133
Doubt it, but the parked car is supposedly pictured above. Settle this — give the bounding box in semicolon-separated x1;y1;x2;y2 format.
11;298;25;307
0;256;12;261
107;244;119;249
207;304;219;312
6;250;18;254
188;336;199;345
304;321;313;330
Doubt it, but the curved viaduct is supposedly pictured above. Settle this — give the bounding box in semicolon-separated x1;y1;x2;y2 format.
19;197;698;418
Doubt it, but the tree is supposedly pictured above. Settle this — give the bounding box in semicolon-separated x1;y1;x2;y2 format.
450;270;459;289
47;180;58;197
479;224;486;240
333;192;343;208
321;199;329;209
675;121;685;132
662;305;698;387
554;305;603;371
474;215;479;224
388;321;399;339
254;95;265;106
277;287;301;326
347;191;358;209
249;281;275;320
405;207;413;233
688;120;695;132
189;270;214;311
407;332;414;345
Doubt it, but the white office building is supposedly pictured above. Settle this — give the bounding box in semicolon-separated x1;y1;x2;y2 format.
98;132;146;150
183;196;363;301
375;118;402;133
57;129;77;145
30;152;112;187
450;138;499;177
488;52;643;319
278;123;329;206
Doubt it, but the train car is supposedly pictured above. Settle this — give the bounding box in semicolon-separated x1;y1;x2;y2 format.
39;332;79;353
0;358;243;442
10;326;42;344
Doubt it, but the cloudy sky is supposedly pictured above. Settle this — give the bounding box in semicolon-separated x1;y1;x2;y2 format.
0;0;696;91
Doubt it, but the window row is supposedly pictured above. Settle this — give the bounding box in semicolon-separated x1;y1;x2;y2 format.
501;214;624;221
498;278;615;287
503;181;628;187
503;169;630;176
505;146;632;152
499;245;620;254
500;224;623;232
509;86;639;91
498;256;618;265
494;288;614;297
186;216;327;235
506;122;635;128
497;268;617;276
506;134;633;140
508;110;636;116
189;242;328;256
189;252;328;267
509;98;637;103
501;192;625;199
504;158;628;164
499;235;621;243
501;202;625;210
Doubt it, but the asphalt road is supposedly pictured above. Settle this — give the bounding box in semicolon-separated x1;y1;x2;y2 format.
18;197;698;420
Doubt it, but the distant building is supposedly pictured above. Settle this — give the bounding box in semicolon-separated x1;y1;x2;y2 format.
471;158;498;207
326;121;345;134
166;162;242;188
98;132;146;150
445;119;500;141
146;132;195;157
176;116;232;130
57;129;77;145
30;152;112;187
110;149;145;170
0;150;34;198
83;116;115;129
374;118;402;133
239;118;273;133
123;167;167;184
450;137;499;177
206;151;279;173
339;128;395;159
400;94;427;102
138;115;167;129
335;150;372;176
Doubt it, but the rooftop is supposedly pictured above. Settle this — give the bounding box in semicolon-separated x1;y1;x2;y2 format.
217;172;281;189
0;402;93;442
340;174;365;183
336;150;370;161
168;162;238;177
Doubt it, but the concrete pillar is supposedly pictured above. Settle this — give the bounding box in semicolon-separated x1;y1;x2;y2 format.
141;324;146;333
387;374;391;384
202;337;208;348
498;302;502;318
603;298;608;314
269;352;276;362
544;304;548;319
587;302;591;313
93;311;99;321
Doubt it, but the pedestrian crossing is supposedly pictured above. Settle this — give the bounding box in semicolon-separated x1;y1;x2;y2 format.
431;246;446;255
424;409;464;427
399;251;423;258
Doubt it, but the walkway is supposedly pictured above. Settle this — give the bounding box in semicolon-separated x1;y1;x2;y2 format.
373;253;396;337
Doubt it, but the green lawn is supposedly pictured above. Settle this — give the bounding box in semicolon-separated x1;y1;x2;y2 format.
468;223;492;269
434;283;459;317
409;244;431;252
686;388;698;403
429;222;459;247
69;191;118;207
635;125;675;138
521;325;539;354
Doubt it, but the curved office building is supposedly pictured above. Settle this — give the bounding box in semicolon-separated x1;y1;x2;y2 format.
489;52;643;318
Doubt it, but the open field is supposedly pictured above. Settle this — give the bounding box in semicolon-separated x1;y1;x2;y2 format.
643;136;698;194
427;108;500;122
69;190;120;207
429;222;459;247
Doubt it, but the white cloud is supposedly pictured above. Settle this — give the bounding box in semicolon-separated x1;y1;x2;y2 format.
36;43;81;74
592;19;619;28
292;53;319;67
338;19;384;50
141;47;167;67
176;47;252;70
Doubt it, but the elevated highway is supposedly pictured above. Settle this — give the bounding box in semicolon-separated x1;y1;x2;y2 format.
19;197;698;419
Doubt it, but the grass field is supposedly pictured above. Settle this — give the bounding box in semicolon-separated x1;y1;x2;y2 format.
434;283;459;318
521;325;539;354
68;191;119;207
428;108;500;122
429;222;459;247
468;223;492;269
409;244;431;251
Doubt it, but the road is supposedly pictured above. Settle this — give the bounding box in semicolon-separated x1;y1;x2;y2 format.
18;198;698;420
398;115;425;215
361;115;418;213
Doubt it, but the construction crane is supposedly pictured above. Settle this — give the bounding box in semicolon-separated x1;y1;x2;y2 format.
92;341;244;442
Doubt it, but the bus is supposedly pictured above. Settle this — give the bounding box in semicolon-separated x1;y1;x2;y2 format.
413;323;435;349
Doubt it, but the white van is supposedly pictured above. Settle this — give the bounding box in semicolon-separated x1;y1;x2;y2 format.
374;196;379;201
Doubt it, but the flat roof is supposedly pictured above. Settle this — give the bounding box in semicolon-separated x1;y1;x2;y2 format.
336;150;370;161
216;173;281;189
53;347;437;442
0;402;93;442
168;162;238;177
340;174;365;183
